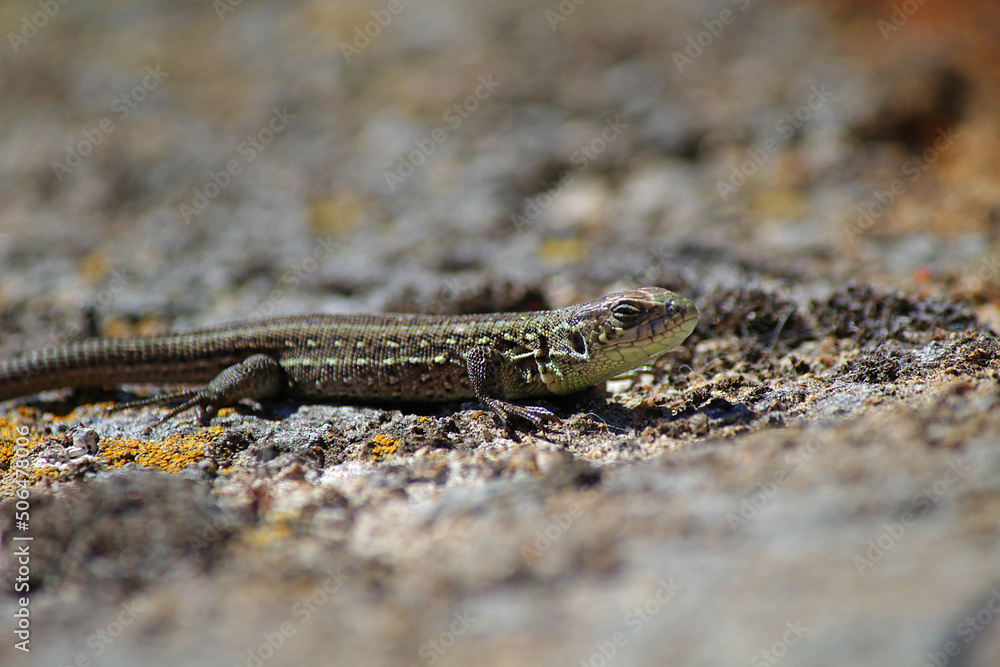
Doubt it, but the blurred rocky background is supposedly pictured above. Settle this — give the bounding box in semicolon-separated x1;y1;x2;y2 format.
1;0;1000;665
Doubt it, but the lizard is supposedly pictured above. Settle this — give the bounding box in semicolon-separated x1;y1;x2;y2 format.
0;286;698;429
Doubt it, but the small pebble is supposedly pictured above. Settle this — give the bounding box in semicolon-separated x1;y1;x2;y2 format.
73;428;100;454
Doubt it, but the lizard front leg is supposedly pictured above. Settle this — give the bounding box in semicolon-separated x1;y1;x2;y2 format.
464;345;560;430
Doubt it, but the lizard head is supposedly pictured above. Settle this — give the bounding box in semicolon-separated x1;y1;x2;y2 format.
543;287;698;394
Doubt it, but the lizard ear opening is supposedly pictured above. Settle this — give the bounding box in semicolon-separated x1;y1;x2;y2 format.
570;331;587;355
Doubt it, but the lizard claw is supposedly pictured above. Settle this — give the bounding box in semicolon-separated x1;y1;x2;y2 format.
480;397;561;432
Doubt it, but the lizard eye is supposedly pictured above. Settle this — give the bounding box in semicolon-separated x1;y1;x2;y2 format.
570;331;587;355
611;302;643;324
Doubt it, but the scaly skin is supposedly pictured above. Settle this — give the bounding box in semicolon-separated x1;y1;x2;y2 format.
0;287;698;428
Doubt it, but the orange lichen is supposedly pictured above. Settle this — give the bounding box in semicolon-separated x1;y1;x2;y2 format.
367;433;400;461
0;418;47;497
27;466;61;485
240;521;295;548
0;418;43;470
98;427;224;473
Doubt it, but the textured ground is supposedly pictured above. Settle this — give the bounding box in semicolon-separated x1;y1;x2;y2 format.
2;1;1000;665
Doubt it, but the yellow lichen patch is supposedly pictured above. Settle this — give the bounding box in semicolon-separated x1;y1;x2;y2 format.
0;418;42;470
14;406;42;420
307;193;367;235
27;466;62;485
237;521;295;550
538;237;587;266
102;315;141;338
366;433;400;461
0;418;52;497
78;248;110;281
99;427;224;473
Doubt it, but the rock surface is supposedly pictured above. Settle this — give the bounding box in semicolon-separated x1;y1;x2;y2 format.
2;1;1000;665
